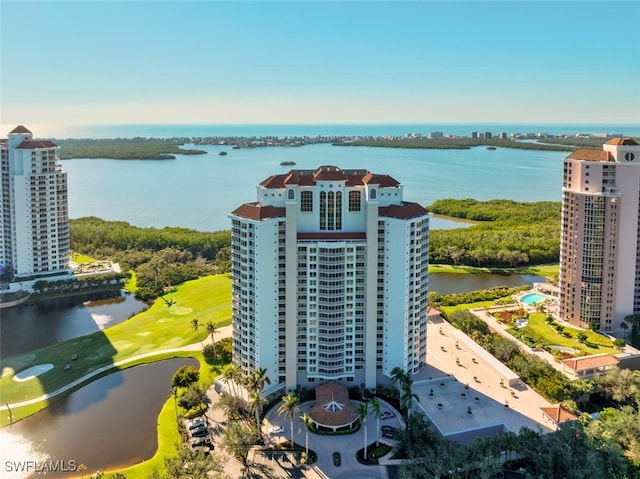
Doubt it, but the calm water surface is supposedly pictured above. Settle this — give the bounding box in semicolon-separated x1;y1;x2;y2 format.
0;135;564;473
0;292;147;358
2;358;197;477
63;143;564;232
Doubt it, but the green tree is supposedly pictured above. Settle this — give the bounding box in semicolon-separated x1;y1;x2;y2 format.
357;401;369;460
205;321;218;358
299;412;314;456
370;396;382;446
221;364;243;399
247;391;268;432
171;365;199;389
191;318;201;346
220;422;260;464
277;393;300;446
177;384;208;410
164;444;226;478
244;367;270;430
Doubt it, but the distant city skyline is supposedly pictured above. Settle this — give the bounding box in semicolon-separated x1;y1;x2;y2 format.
2;1;639;128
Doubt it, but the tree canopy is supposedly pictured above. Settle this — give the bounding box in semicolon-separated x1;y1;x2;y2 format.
429;199;561;268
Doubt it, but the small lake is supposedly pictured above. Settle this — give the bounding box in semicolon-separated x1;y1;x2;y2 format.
1;358;197;477
429;272;545;294
0;292;148;359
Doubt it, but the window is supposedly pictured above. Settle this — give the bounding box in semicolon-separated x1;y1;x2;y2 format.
370;188;377;200
301;191;313;212
287;189;295;200
319;189;342;230
349;190;361;211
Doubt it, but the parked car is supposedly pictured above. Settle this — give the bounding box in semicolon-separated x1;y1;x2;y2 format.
381;425;397;439
190;436;212;448
333;452;341;466
269;425;284;435
190;425;209;437
380;411;394;419
187;417;205;430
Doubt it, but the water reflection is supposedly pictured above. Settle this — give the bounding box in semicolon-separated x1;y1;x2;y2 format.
0;292;147;358
3;358;197;476
430;272;545;294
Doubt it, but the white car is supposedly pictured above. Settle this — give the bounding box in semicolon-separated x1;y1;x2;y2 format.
269;425;284;435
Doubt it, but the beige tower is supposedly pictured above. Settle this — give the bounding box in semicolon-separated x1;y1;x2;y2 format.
559;138;640;333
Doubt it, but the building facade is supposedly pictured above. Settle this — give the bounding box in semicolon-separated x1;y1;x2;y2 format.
1;126;70;281
559;138;640;333
229;166;429;392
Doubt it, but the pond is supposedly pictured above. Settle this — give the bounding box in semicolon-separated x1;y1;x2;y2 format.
1;358;198;477
0;291;147;358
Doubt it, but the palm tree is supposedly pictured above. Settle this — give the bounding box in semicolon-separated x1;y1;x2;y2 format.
370;396;382;446
299;412;314;456
357;401;369;460
390;366;409;387
245;367;270;396
247;391;268;431
191;318;201;346
401;381;418;416
221;363;243;399
77;464;87;479
621;321;629;342
277;393;300;446
391;366;416;417
205;321;218;357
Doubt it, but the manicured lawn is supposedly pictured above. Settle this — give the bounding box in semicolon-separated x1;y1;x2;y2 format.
429;263;559;277
506;312;619;355
70;252;97;264
441;300;496;315
0;274;232;418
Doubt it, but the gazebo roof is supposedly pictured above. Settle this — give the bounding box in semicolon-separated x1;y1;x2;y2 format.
307;382;358;428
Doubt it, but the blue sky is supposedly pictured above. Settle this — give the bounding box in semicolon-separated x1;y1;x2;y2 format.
1;0;639;129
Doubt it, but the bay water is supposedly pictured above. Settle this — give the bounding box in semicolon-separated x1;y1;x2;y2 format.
64;142;566;232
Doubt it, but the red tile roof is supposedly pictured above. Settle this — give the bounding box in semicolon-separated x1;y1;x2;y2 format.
313;166;348;181
605;138;639;146
379;202;429;220
16;140;58;149
561;354;619;372
259;166;401;189
297;232;366;241
362;172;400;187
540;405;578;424
307;382;359;428
230;203;285;221
9;125;32;134
565;149;613;162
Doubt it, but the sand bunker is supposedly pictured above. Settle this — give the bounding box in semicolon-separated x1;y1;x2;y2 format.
13;364;54;382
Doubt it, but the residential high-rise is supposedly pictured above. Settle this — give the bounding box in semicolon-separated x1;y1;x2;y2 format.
229;166;429;392
1;126;70;281
559;138;640;333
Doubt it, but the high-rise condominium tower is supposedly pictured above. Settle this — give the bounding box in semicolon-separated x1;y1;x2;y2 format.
229;166;429;392
559;138;640;333
0;126;70;281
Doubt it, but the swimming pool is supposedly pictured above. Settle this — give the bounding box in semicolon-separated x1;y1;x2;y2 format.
521;293;547;305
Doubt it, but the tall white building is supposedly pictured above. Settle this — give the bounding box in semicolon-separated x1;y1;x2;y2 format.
1;125;70;281
559;138;640;333
229;166;429;392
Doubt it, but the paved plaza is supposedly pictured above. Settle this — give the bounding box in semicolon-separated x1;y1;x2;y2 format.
207;317;559;478
413;315;556;445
